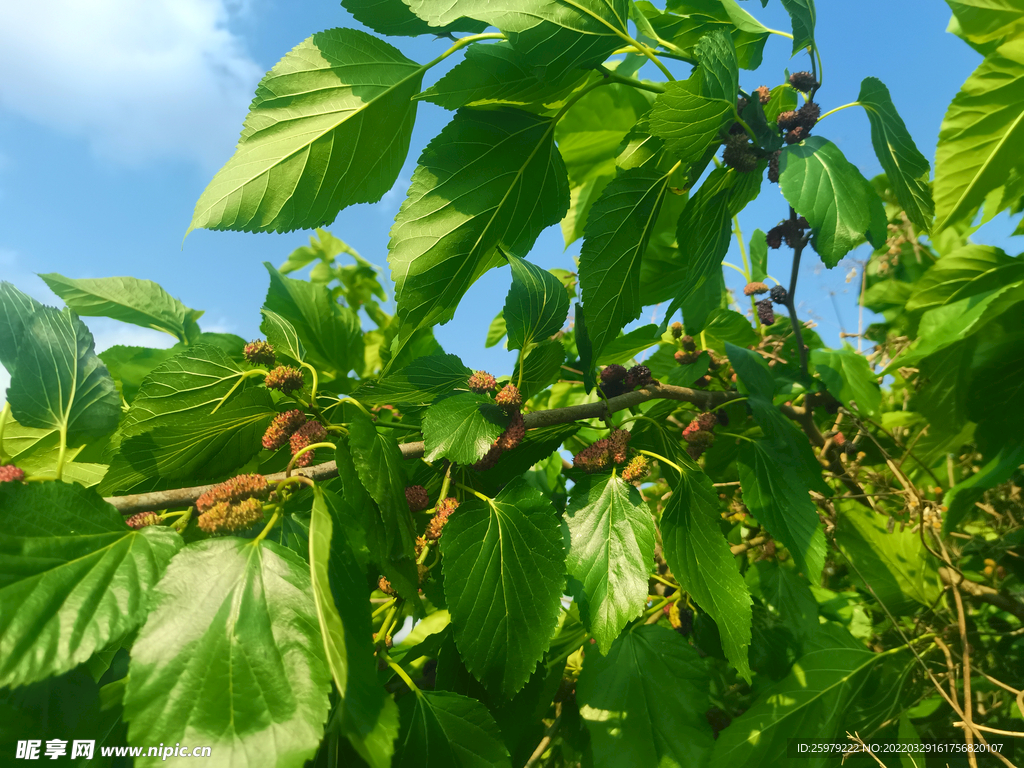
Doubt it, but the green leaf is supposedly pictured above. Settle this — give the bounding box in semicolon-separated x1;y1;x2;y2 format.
260;308;305;364
779;136;887;266
577;625;715;768
596;324;662;365
649;77;733;167
512;338;566;401
905;244;1023;312
695;28;739;103
504;254;571;350
341;0;486;37
661;467;752;679
190;28;424;234
441;479;565;697
99;345;179;404
348;410;416;562
934;39;1024;230
38;273;200;343
651;0;771;70
344;695;399;768
946;0;1024;49
710;648;886;768
389;109;569;345
0;281;44;375
0;482;182;688
763;84;798;124
704;308;759;350
564;475;656;654
485;311;507;348
836;503;941;614
7;306;120;441
423;392;510;465
578;168;674;364
857;78;934;233
409;0;630;75
810;346;881;416
263;264;363;377
355;353;471;406
417;41;592;113
745;560;820;645
779;0;816;54
394;690;511;767
123;539;331;767
944;442;1024;534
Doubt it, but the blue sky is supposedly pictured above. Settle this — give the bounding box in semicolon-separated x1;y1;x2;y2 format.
1;0;1020;399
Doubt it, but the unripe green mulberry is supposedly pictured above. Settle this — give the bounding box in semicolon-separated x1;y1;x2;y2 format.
196;473;271;512
743;281;769;296
789;71;818;93
126;511;161;530
290;421;329;467
265;365;304;394
495;383;521;413
0;464;25;483
243;340;276;368
262;409;307;450
468;370;497;393
405;485;430;512
198;497;265;535
621;455;650;483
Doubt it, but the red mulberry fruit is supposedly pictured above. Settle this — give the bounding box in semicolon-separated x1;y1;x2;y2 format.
601;364;627;383
785;126;806;145
754;85;771;105
264;365;304;394
789;71;819;93
777;110;800;131
262;409;307;450
621;455;650;483
768;150;780;183
607;429;632;465
405;485;430;512
198;497;265;535
290;420;329;467
743;281;769;296
196;473;270;513
126;511;161;530
573;438;612;473
770;285;788;304
468;370;497;393
495;383;521;413
796;101;820;130
243;340;276;368
757;298;776;326
0;464;25;483
497;410;525;452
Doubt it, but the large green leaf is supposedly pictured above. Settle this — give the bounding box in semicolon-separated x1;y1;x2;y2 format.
779;0;816;53
695;28;739;103
260;308;305;364
934;39;1024;230
835;503;942;614
345;695;399;768
0;281;44;374
341;0;486;37
778;136;887;266
0;482;182;688
943;442;1024;533
661;466;753;679
124;538;331;767
190;28;424;235
263;264;363;377
7;306;120;441
389;109;569;346
578;168;674;363
810;346;882;416
857;78;934;233
946;0;1024;50
409;0;631;75
745;560;820;646
577;625;715;768
511;338;566;401
99;345;179;404
649;77;733;168
394;690;511;767
440;479;565;697
645;0;770;70
355;353;471;406
564;474;656;653
504;254;571;350
417;41;592;113
905;244;1023;312
423;392;510;465
710;648;887;768
39;274;201;343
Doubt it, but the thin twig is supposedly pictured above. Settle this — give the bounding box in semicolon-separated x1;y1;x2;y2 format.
525;712;563;768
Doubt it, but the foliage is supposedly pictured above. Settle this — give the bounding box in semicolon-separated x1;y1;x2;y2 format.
2;1;1024;767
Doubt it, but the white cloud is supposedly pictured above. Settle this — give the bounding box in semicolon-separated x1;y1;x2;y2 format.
0;0;264;168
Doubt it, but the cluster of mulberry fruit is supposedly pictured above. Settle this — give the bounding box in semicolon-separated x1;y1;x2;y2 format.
766;216;809;250
682;412;720;460
0;464;25;483
289;420;328;467
599;364;653;399
722;133;759;173
468;370;497;394
126;511;161;530
472;384;525;471
426;497;459;540
195;473;271;534
573;429;632;473
243;340;276;368
264;365;304;394
776;101;820;144
405;485;430;513
262;409;308;450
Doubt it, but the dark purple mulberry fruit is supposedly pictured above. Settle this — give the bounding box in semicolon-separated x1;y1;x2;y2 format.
743;281;769;296
468;370;497;393
777;110;800;131
770;285;788;304
624;365;652;390
601;364;627;383
723;137;759;173
766;225;785;249
262;409;307;450
264;365;304;394
126;511;161;530
681;335;697;353
796;101;820;130
789;71;819;93
243;340;276;368
757;298;775;326
785;126;806;144
599;380;627;399
768;151;780;183
405;485;430;513
716;410;730;426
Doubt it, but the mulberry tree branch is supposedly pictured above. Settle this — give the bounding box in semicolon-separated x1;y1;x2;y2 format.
785;206;810;379
104;382;741;515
